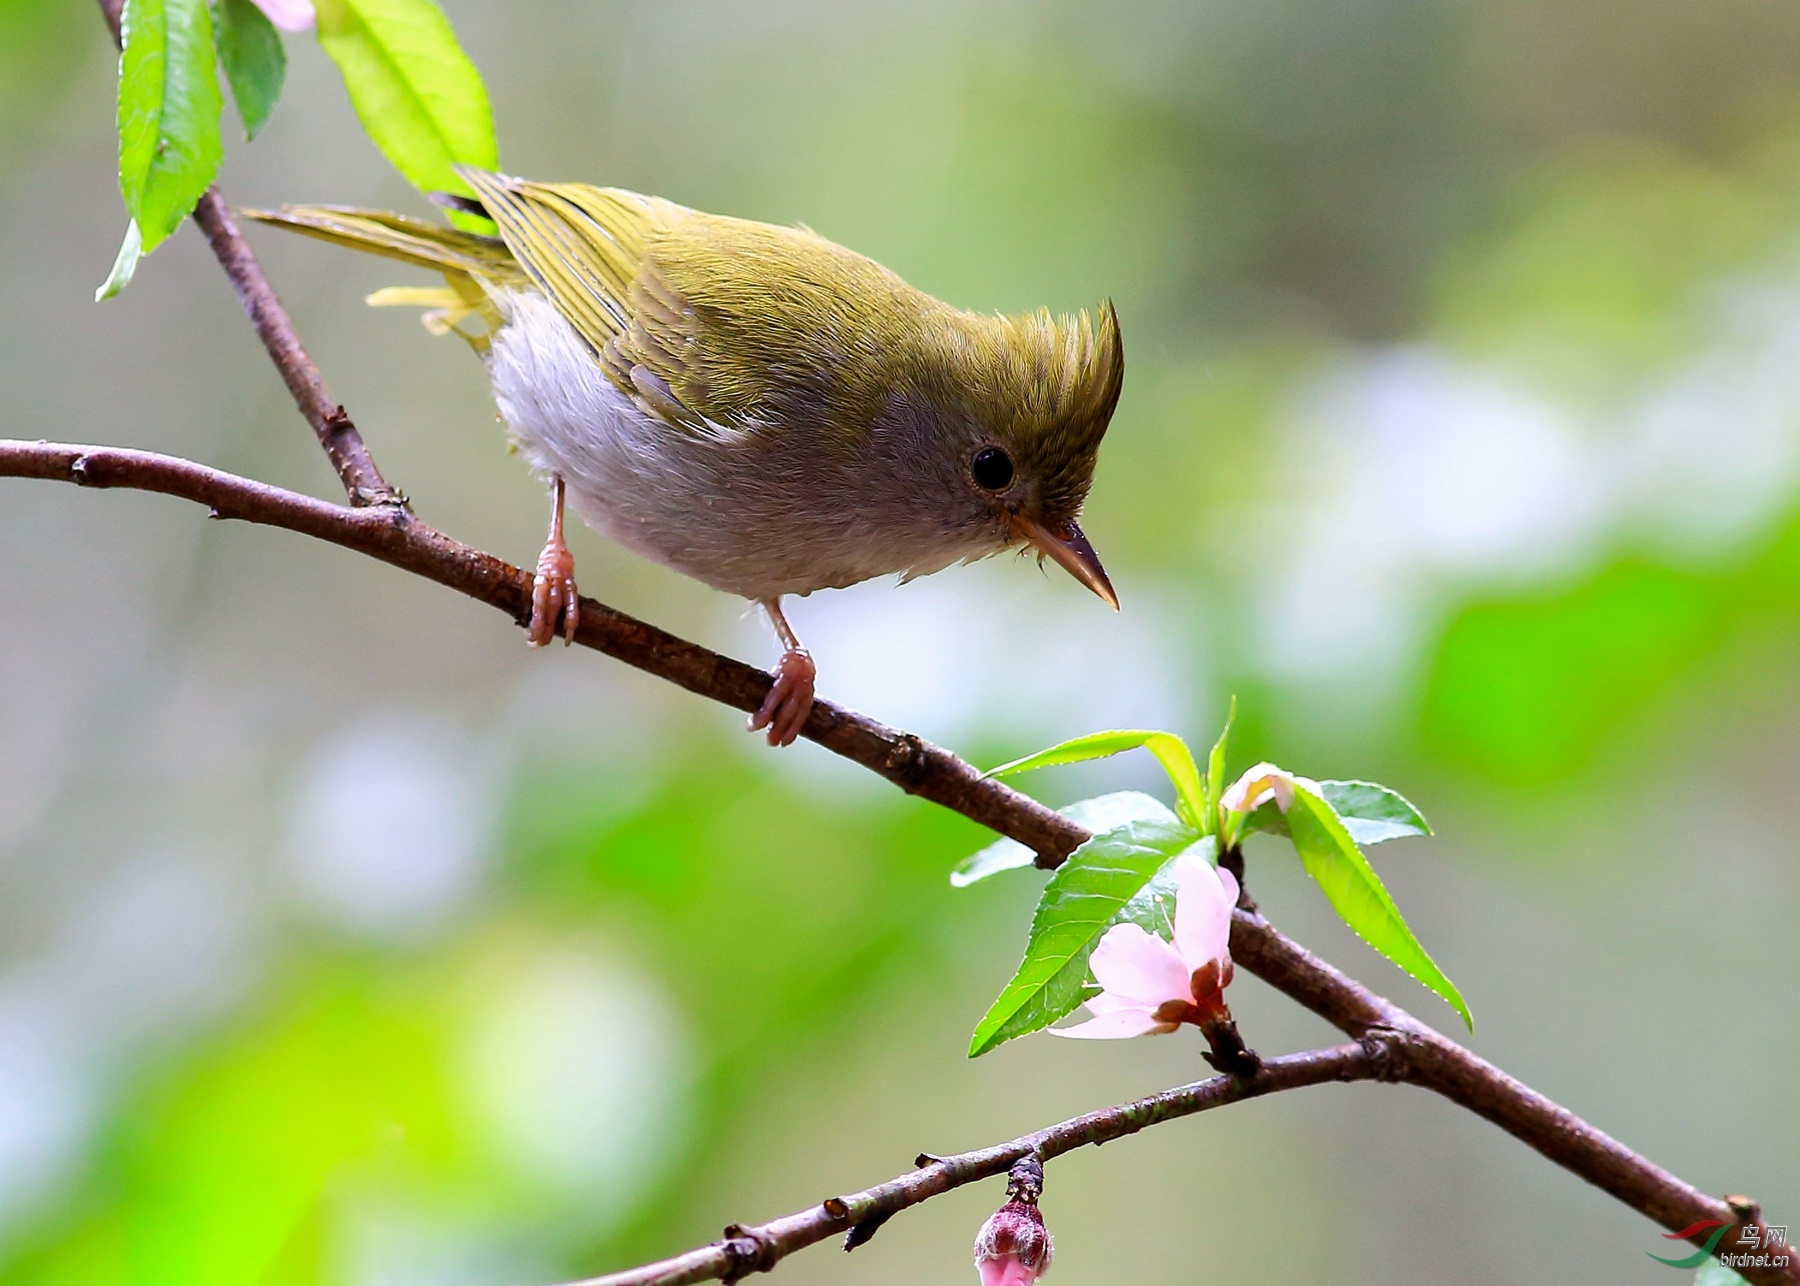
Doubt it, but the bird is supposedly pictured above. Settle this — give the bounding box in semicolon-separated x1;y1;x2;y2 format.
245;168;1124;746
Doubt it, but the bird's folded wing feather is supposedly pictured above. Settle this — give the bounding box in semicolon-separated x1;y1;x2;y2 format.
457;167;730;432
456;167;921;439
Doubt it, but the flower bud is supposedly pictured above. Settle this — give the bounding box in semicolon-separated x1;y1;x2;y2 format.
973;1201;1052;1286
974;1156;1052;1285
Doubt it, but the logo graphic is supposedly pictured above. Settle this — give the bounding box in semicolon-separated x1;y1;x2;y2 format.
1650;1221;1791;1271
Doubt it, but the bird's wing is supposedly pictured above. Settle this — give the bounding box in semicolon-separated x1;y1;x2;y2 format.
457;167;919;437
457;167;729;431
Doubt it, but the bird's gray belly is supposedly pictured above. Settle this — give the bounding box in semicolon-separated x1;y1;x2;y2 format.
483;290;991;601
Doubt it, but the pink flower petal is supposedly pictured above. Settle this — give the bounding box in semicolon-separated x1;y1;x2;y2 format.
1173;854;1236;971
979;1254;1041;1286
1081;986;1138;1015
1047;1008;1174;1039
251;0;315;33
1087;922;1190;1008
1220;761;1288;814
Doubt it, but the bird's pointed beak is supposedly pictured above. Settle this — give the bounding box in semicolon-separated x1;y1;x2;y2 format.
1013;515;1120;610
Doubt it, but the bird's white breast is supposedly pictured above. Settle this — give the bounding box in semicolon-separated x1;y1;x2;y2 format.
483;289;998;602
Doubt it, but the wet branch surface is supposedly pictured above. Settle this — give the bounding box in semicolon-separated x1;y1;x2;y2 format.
9;7;1791;1281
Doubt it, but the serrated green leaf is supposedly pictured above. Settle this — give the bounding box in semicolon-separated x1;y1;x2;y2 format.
952;791;1179;888
1322;780;1432;842
117;0;224;253
214;0;285;140
985;729;1206;830
94;220;143;301
314;0;496;229
969;817;1206;1057
1285;784;1471;1029
1202;697;1237;837
1247;779;1432;847
980;855;1190;1050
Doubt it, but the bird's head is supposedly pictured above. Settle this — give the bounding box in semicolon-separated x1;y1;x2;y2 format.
910;301;1124;607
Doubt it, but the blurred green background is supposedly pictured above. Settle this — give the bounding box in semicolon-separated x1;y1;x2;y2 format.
2;0;1797;1281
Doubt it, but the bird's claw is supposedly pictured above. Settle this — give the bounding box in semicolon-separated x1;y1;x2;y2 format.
528;539;579;647
749;649;815;747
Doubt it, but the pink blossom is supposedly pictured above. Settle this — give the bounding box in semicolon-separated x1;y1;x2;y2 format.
1219;761;1319;817
1049;852;1238;1040
250;0;315;33
974;1200;1052;1285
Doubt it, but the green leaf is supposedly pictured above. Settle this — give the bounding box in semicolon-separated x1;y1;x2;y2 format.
1695;1260;1749;1285
313;0;497;227
980;855;1192;1053
1202;697;1237;837
952;791;1179;888
214;0;285;140
94;220;144;302
1247;779;1432;847
969;816;1205;1057
985;730;1206;831
117;0;225;253
1284;784;1472;1029
1321;780;1432;843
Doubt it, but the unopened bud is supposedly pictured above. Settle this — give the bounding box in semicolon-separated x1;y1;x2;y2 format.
973;1201;1052;1286
975;1159;1052;1286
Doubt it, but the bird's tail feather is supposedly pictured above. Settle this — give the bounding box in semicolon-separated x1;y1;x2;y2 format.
239;204;524;281
240;204;529;347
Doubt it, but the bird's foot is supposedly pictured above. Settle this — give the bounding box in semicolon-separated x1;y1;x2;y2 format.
528;536;579;647
749;648;815;747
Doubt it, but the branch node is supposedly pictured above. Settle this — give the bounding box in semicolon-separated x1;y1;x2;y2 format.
719;1223;778;1282
883;733;926;780
1198;1012;1262;1078
914;1152;945;1168
1727;1193;1763;1223
1356;1024;1417;1082
350;484;409;510
820;1197;851;1222
842;1209;895;1252
70;454;92;485
1004;1153;1044;1205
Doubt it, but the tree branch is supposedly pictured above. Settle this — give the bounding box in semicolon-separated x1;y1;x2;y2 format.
558;1043;1383;1286
45;5;1797;1276
5;436;1793;1283
96;0;398;507
0;440;1076;856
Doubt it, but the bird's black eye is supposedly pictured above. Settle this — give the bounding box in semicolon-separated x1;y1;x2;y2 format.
972;446;1015;491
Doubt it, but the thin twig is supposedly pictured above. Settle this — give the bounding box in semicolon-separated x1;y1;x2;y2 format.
557;1044;1380;1286
3;436;1792;1283
95;0;398;507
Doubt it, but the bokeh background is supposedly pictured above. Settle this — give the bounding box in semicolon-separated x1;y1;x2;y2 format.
2;0;1797;1281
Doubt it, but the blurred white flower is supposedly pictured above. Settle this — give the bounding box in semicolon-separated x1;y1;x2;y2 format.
279;716;498;937
454;940;692;1233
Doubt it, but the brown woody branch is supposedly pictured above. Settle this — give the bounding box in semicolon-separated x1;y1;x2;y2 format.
96;0;396;506
5;436;1793;1284
41;3;1796;1280
0;439;1074;857
560;1042;1384;1286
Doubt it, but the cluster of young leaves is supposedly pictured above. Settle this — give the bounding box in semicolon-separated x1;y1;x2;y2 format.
101;0;497;300
957;705;1470;1056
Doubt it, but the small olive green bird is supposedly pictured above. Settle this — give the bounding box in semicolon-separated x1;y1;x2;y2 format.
247;168;1123;746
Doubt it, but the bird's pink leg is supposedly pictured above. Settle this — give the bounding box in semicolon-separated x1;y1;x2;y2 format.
528;476;579;648
748;598;816;747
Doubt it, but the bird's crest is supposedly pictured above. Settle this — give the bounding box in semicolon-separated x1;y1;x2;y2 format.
981;301;1124;522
